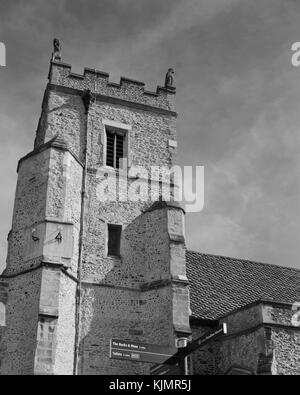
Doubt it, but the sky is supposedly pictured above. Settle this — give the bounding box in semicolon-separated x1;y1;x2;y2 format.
0;0;300;272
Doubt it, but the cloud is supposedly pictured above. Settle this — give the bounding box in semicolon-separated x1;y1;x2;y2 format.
1;0;300;272
125;0;241;50
186;49;300;268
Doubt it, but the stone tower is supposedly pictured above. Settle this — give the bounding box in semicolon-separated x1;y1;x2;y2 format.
0;49;191;375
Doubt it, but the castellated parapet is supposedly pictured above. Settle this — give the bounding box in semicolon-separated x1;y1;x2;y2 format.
0;57;190;375
49;61;176;113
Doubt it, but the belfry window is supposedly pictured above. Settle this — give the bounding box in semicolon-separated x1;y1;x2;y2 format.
107;224;122;257
106;129;125;169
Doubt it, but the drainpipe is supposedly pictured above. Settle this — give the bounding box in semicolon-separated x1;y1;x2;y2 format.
73;88;93;375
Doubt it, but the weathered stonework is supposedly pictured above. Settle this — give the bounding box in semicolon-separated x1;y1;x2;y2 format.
189;301;300;375
48;62;176;112
1;57;299;375
0;59;189;375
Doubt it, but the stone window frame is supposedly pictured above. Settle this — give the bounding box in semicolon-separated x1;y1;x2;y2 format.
105;221;124;259
101;119;132;173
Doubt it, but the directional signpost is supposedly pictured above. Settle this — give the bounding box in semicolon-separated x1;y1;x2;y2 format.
110;339;178;365
110;323;227;375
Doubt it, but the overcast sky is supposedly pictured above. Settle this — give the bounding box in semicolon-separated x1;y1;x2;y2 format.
0;0;300;272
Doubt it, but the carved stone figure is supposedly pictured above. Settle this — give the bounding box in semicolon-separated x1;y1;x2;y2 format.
165;68;175;88
52;38;61;61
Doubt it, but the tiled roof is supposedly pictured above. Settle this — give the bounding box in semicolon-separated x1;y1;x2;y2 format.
186;250;300;321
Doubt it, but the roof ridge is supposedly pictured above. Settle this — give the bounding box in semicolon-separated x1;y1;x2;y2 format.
186;250;300;273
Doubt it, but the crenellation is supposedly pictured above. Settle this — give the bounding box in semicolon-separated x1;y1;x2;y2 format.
120;76;145;87
84;67;109;78
48;61;176;112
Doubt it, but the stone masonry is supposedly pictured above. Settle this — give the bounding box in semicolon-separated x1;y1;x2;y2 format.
1;52;300;375
0;58;190;375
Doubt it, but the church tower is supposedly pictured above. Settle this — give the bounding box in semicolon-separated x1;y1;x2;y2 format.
0;42;191;375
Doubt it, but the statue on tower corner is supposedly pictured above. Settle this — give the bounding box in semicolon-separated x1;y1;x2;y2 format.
165;68;175;88
52;38;61;62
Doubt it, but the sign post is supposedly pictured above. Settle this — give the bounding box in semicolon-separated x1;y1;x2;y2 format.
109;323;227;375
110;339;178;365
